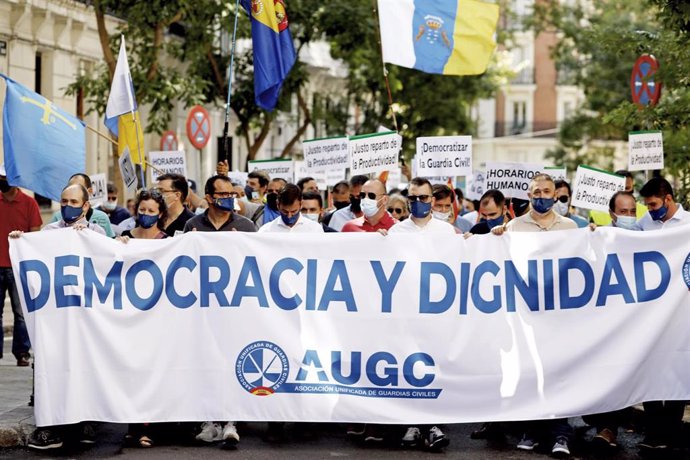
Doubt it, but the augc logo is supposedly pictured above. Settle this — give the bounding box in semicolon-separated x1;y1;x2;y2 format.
235;341;289;396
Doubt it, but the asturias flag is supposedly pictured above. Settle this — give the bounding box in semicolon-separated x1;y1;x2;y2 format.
1;74;86;201
377;0;499;76
241;0;297;111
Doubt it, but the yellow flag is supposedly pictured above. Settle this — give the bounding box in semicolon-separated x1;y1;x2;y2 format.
117;111;145;170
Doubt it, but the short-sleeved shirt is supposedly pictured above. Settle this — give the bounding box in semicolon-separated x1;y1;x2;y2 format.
506;211;577;232
121;229;168;239
329;205;359;232
50;208;115;237
42;218;107;235
341;212;397;233
258;214;324;233
0;190;43;267
164;207;195;237
567;213;589;228
389;216;456;234
183;210;257;232
638;204;690;231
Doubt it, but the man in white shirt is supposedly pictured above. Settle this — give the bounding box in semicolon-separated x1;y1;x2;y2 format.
258;184;323;233
637;177;690;231
636;177;689;451
389;178;455;235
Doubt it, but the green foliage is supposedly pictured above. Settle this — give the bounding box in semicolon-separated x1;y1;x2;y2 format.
532;0;690;206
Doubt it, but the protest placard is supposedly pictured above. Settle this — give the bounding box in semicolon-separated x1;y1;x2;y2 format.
303;136;349;173
326;169;346;187
545;167;567;182
248;159;294;182
416;136;472;176
571;165;626;212
294;160;326;190
349;131;401;175
465;170;486;200
148;151;187;182
628;131;664;171
89;173;107;207
484;161;543;200
227;171;248;187
118;147;137;194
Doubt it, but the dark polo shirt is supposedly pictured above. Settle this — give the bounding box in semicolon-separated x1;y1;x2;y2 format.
183;210;257;233
165;207;196;237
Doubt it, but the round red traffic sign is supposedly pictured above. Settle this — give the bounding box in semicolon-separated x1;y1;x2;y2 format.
160;130;178;151
186;106;211;150
631;54;661;107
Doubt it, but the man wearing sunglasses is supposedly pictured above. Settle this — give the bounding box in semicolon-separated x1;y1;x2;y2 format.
388;177;455;236
341;179;396;233
553;180;588;228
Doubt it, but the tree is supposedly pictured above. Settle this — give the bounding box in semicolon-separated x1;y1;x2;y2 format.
532;0;690;205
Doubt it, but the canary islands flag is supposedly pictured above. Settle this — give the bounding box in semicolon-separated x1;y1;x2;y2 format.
1;74;85;201
104;36;145;169
377;0;499;76
240;0;297;111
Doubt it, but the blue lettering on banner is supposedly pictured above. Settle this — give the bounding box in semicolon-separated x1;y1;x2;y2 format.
236;341;442;399
683;253;690;290
16;251;675;314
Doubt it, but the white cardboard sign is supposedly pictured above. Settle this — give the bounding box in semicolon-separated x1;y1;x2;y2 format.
484;162;543;200
148;151;187;182
349;132;401;175
465;170;486;201
571;165;626;212
118;147;137;194
89;173;107;207
294;160;326;190
303;136;349;173
628;131;664;171
248;159;294;182
416;136;472;176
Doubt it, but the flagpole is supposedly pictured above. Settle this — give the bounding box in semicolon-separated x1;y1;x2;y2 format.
222;0;242;165
371;0;399;134
86;124;165;176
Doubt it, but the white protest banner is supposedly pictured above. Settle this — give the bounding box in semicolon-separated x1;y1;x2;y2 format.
303;136;349;173
294;160;326;190
416;136;472;177
11;229;690;426
571;165;626;212
545;167;567;182
248;159;294;182
485;162;544;200
148;151;187;182
89;173;107;207
465;170;486;200
349;131;401;175
412;156;451;184
227;171;248;187
628;131;664;171
118;147;137;193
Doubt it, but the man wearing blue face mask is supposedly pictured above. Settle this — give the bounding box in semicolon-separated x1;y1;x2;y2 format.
259;184;323;233
469;189;508;235
635;177;689;452
42;184;107;235
388;177;455;236
183;175;257;233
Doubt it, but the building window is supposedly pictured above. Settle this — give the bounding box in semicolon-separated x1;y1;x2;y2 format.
563;101;574;120
511;101;527;134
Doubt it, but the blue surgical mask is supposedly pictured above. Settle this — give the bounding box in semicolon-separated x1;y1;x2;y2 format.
137;214;159;229
410;200;432;219
649;205;668;221
213;197;235;212
531;197;554;214
615;215;638;230
486;215;505;229
281;212;300;226
61;205;83;224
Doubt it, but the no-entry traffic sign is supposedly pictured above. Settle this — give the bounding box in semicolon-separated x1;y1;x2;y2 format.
186;106;211;149
160;130;178;151
631;54;661;107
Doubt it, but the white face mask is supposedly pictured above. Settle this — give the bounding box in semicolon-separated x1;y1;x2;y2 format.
615;215;638;230
553;200;569;216
432;210;451;222
102;201;117;211
303;213;320;222
361;198;379;217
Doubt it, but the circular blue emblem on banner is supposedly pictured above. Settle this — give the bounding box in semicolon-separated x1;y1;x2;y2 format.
236;341;289;396
683;253;690;291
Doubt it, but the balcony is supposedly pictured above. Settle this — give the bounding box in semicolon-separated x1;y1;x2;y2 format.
494;121;558;138
511;67;535;85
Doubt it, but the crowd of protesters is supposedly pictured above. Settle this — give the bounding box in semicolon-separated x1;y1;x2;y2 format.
1;161;688;456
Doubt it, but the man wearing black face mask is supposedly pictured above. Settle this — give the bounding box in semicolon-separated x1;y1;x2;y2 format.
329;175;369;231
249;178;286;228
184;175;257;233
322;181;350;227
469;189;508;235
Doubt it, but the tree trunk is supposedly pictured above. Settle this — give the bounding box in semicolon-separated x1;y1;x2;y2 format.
280;91;311;158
